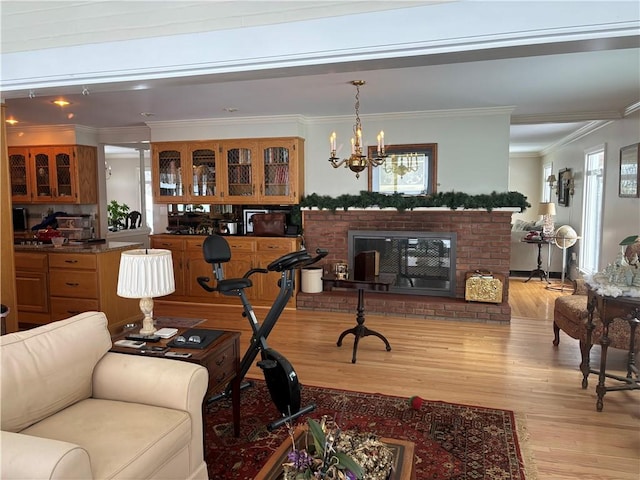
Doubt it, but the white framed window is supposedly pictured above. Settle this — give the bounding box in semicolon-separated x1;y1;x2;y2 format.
542;163;553;203
580;144;605;275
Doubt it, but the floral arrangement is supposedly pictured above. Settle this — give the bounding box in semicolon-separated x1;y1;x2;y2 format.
283;417;394;480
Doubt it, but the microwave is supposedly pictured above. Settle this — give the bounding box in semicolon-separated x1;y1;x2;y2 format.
12;207;28;231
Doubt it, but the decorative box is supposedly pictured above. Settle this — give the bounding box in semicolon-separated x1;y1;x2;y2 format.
465;271;505;304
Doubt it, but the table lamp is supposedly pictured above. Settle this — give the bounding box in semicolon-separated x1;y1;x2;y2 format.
538;202;556;238
117;249;175;336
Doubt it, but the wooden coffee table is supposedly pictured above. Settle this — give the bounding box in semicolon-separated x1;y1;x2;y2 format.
111;322;241;435
255;425;416;480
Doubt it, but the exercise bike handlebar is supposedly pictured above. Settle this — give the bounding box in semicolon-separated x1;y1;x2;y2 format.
267;248;328;272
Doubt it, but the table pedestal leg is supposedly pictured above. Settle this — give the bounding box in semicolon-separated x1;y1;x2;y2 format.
525;242;549;283
337;288;392;364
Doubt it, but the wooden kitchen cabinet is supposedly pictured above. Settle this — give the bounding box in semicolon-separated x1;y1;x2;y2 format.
14;245;140;332
8;145;97;204
184;237;222;299
258;138;304;204
222;137;304;205
149;236;187;296
48;249;140;331
150;235;300;307
14;252;50;325
151;141;222;204
255;238;299;302
151;137;304;205
222;140;258;203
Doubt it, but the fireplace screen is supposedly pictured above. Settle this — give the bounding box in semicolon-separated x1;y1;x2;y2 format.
348;230;456;296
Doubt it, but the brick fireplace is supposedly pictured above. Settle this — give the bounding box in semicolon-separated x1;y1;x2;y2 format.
297;208;514;322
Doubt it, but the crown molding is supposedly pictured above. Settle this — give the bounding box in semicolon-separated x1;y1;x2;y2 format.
624;101;640;117
509;152;542;161
309;106;515;124
541;120;613;156
511;111;622;124
145;114;307;130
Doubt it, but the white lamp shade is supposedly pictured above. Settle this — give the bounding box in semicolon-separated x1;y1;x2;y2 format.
538;202;556;216
117;249;175;298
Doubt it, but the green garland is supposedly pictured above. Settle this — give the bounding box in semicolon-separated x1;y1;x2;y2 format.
295;191;529;216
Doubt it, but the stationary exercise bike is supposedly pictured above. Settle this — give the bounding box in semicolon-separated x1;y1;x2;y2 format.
197;235;327;431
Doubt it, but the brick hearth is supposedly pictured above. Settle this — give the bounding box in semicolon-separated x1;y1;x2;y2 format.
297;208;513;323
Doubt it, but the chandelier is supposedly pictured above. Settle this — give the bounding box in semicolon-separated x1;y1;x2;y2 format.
329;80;387;178
384;153;419;178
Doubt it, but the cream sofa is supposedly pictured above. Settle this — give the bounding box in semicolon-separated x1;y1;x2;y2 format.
1;312;209;480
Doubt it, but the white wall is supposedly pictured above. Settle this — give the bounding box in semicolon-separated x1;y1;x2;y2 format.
305;109;511;196
509;153;543;223
542;113;640;269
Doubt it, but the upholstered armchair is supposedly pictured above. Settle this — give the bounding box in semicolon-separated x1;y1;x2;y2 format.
1;311;209;480
553;279;640;354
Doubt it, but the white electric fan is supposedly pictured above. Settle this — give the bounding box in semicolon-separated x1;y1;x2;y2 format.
549;225;579;291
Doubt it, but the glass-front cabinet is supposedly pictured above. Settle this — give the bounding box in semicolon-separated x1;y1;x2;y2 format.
152;141;221;203
8;147;31;202
8;145;96;204
151;137;304;205
222;140;258;203
259;138;302;204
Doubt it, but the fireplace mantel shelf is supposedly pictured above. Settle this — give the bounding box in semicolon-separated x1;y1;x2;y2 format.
300;207;520;212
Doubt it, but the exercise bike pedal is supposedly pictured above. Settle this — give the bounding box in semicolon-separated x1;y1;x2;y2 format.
257;359;277;370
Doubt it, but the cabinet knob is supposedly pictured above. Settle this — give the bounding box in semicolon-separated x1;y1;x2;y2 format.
65;282;80;287
65;260;78;264
215;354;227;366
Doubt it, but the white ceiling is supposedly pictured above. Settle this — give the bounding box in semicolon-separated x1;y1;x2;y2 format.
2;1;639;155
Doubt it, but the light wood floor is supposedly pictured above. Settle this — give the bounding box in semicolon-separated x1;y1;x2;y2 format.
157;276;640;480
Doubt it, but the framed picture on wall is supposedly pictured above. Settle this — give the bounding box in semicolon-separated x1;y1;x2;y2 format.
557;168;571;206
619;143;639;198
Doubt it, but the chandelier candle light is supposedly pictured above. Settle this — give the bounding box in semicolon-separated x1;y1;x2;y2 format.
329;80;387;178
117;249;175;336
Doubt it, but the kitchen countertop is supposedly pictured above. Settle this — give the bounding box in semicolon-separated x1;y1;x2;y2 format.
14;241;143;254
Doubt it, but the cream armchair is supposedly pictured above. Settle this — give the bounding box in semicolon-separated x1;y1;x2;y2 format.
1;311;209;480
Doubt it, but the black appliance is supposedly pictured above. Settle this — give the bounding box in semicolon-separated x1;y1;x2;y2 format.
12;207;28;231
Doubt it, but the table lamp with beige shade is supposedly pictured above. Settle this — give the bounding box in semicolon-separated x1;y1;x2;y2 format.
538;202;556;238
117;249;175;336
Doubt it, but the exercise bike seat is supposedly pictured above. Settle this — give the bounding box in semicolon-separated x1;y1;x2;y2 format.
216;277;253;293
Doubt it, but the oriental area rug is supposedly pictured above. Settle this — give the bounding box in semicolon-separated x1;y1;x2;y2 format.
204;380;533;480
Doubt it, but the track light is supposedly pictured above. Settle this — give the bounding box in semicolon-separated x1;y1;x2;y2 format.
82;87;90;96
28;90;36;99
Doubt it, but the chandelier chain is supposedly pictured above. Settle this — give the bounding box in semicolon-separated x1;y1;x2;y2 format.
353;84;362;141
328;79;387;179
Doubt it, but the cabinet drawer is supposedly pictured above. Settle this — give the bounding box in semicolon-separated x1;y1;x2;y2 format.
49;253;97;270
151;237;184;250
257;240;295;254
203;341;237;391
50;297;100;320
227;238;256;252
185;238;206;251
15;252;48;271
49;271;98;298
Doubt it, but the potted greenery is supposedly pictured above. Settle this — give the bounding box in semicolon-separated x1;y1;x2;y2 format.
107;200;130;231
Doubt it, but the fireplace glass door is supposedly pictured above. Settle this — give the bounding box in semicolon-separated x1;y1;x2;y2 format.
348;230;456;297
